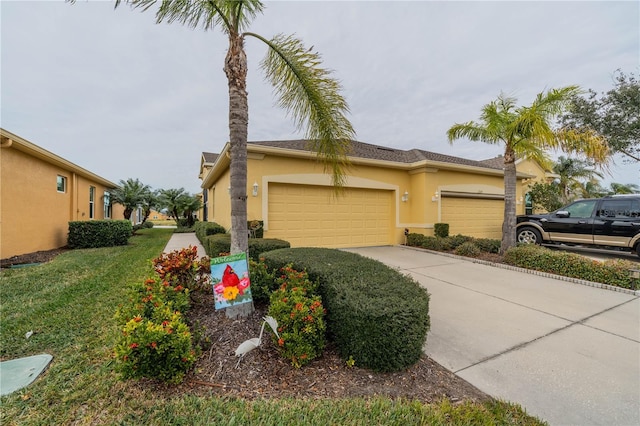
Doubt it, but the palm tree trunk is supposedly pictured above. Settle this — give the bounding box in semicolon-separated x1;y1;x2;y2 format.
501;147;517;254
225;32;249;256
224;31;253;319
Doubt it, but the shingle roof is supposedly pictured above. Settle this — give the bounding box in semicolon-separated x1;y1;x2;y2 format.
247;140;503;170
479;155;505;169
202;152;219;163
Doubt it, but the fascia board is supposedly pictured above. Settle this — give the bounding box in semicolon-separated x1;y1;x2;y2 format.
201;143;230;189
1;128;118;188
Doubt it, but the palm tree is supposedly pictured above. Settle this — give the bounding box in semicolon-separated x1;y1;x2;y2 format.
140;190;160;224
158;188;189;223
111;0;355;256
110;178;152;221
579;179;608;199
553;156;604;203
609;182;640;194
448;87;610;254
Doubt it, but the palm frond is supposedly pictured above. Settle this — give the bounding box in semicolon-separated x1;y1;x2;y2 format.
114;0;265;32
447;122;502;145
249;32;355;187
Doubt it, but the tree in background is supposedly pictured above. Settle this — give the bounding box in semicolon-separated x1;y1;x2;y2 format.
552;156;604;204
140;190;160;225
527;181;563;213
448;87;610;254
157;188;202;227
609;182;640;195
111;0;355;261
110;178;151;221
560;70;640;162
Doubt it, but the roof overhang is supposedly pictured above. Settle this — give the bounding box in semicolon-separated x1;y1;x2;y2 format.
1;128;118;188
200;142;534;188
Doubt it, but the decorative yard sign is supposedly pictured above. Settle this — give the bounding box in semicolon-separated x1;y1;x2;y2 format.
211;253;253;310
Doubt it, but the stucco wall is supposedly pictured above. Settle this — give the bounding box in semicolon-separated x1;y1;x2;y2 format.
1;144;121;259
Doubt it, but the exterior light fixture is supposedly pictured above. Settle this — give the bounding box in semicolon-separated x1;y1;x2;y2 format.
252;182;259;197
432;191;439;202
402;191;409;202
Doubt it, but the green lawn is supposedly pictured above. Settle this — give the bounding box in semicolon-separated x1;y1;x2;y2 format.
0;228;545;425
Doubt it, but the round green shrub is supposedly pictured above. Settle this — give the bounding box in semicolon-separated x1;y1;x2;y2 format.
454;241;481;257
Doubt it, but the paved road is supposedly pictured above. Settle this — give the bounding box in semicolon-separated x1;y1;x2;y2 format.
346;246;640;426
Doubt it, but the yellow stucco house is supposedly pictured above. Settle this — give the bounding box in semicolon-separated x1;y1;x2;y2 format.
1;128;124;259
199;140;541;248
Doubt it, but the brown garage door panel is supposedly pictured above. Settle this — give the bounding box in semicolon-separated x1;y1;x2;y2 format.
441;197;502;239
268;184;392;248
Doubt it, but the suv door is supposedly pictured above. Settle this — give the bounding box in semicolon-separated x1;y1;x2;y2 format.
545;199;598;244
594;198;640;247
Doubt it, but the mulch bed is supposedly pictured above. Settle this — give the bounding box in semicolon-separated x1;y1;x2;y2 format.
176;291;491;404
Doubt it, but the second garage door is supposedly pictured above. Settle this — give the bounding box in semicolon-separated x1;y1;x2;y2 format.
441;196;503;239
267;183;393;248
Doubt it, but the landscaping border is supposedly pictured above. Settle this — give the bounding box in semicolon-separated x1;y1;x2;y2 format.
400;245;640;297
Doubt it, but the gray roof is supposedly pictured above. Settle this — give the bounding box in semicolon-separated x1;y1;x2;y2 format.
479;155;505;169
202;152;219;163
247;140;502;170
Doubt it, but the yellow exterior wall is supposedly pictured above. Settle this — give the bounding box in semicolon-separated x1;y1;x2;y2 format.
201;145;533;247
1;130;121;259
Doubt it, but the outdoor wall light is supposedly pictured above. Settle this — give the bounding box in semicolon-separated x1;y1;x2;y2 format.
227;186;231;194
517;196;523;205
252;182;259;197
432;191;439;202
401;191;409;202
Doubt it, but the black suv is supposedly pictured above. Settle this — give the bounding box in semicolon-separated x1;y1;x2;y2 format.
516;195;640;257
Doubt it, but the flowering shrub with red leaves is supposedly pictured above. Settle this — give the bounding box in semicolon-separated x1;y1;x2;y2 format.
152;246;210;291
114;247;209;383
267;265;326;368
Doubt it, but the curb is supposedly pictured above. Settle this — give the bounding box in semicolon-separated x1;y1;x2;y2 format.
398;245;640;297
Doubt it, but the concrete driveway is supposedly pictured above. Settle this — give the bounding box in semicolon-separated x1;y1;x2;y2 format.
346;246;640;426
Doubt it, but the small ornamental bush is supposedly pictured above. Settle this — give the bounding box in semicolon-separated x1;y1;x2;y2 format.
248;258;278;305
114;305;199;384
153;246;210;291
194;221;226;243
434;223;449;238
421;236;443;251
406;233;426;246
454;241;481;258
202;234;291;261
268;266;326;368
472;238;501;254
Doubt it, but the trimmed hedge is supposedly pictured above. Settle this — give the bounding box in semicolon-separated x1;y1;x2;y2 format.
434;223;449;238
261;248;430;372
202;233;291;261
504;244;636;289
68;220;132;249
194;221;226;242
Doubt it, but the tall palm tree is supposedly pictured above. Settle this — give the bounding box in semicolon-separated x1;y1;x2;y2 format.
111;0;355;256
110;178;152;221
448;87;610;254
553;156;604;203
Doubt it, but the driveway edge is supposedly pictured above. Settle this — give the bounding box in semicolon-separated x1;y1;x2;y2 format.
398;245;640;297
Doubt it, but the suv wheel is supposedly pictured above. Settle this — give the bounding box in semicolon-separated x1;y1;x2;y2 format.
517;227;542;245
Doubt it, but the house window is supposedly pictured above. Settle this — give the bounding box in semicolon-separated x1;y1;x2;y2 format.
57;175;67;193
89;186;95;219
104;191;112;219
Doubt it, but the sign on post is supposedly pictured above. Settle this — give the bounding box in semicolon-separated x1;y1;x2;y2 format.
211;253;253;310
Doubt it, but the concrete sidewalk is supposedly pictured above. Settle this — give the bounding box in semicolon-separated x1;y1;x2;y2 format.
347;246;640;426
162;232;206;255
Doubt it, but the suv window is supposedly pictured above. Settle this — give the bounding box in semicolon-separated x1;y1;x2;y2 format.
597;199;640;218
562;200;598;218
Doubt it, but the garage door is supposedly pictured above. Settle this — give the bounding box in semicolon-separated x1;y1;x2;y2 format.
441;197;503;239
268;183;393;248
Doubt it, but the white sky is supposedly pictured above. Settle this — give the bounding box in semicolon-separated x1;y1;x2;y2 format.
2;0;638;194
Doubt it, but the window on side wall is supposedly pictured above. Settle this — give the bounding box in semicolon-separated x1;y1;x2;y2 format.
57;175;67;193
104;191;111;219
89;186;95;219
